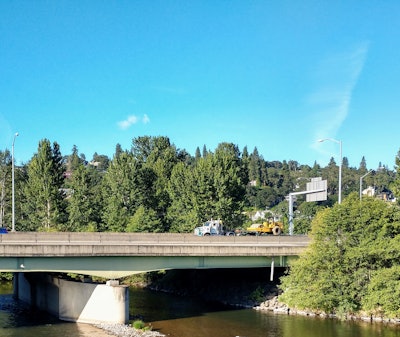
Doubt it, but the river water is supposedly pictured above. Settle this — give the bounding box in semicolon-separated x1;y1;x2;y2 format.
1;282;400;337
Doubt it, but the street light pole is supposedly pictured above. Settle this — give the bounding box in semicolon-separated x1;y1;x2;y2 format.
318;138;342;204
360;170;373;200
12;132;19;232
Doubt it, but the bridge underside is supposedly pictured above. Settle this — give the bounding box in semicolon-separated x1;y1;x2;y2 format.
0;255;296;279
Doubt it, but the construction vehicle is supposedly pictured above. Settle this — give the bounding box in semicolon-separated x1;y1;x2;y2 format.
243;218;283;236
194;219;235;236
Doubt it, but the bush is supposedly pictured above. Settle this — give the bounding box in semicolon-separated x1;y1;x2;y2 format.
279;194;400;317
132;320;145;329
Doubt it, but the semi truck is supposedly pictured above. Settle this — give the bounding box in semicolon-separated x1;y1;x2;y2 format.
194;219;235;236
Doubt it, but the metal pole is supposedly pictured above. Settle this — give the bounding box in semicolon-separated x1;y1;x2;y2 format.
12;132;19;232
288;194;294;235
287;188;326;235
359;170;373;200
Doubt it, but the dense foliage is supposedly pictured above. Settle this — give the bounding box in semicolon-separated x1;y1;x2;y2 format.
279;193;400;318
0;135;398;234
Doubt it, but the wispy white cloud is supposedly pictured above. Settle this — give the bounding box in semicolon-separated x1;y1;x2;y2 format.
142;114;150;124
117;114;150;130
310;42;369;153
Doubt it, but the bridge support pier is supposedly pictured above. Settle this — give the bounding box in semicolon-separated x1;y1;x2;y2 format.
13;273;129;324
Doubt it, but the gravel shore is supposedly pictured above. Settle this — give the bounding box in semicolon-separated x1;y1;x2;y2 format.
94;323;165;337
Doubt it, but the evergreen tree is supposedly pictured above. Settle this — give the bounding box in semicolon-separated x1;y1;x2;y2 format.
21;139;66;231
242;146;249;161
132;136;178;230
342;156;349;169
310;161;321;177
66;145;82;172
92;153;110;171
126;205;162;232
114;143;123;158
278;160;293;196
212;143;246;227
248;147;262;186
66;163;100;231
195;147;201;160
390;149;400;202
288;160;299;171
202;144;208;158
167;161;197;232
0;150;11;228
101;152;143;232
359;156;367;172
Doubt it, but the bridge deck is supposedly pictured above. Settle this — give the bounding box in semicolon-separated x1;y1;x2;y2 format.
0;233;310;278
0;232;309;257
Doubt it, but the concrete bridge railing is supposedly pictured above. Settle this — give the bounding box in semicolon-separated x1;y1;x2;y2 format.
0;232;310;257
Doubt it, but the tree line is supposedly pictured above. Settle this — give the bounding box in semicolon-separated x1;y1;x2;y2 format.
0;135;399;233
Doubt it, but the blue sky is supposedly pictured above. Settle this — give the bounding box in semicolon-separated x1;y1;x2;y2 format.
1;1;399;169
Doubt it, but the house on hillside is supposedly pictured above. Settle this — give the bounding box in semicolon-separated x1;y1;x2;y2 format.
362;186;375;197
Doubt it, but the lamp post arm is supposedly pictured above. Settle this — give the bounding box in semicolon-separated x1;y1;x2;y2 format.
359;169;373;200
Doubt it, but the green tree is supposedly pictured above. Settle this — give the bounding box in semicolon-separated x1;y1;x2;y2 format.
114;143;123;158
21;139;66;231
65;145;82;172
168;144;246;231
132;136;179;231
195;147;201;160
362;265;400;318
248;147;262;186
293;201;323;234
101;152;143;232
212;143;246;227
66;163;101;231
167;161;198;232
279;193;400;317
92;152;110;171
202;145;208;158
359;156;367;171
390;149;400;202
126;205;162;232
0;150;11;228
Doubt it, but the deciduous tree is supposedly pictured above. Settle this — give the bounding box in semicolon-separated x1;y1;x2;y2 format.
279;193;400;318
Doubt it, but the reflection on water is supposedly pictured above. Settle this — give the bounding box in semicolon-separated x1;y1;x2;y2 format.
150;308;400;337
0;282;110;337
129;287;233;322
1;282;400;337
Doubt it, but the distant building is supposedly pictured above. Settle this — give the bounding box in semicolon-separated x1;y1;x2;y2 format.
362;186;375;197
251;210;267;221
377;188;395;202
362;186;396;202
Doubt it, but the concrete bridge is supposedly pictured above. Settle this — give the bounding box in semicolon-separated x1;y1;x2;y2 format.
0;232;310;324
0;232;309;278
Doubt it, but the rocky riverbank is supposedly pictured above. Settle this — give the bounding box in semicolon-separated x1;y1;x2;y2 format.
94;323;165;337
255;295;400;325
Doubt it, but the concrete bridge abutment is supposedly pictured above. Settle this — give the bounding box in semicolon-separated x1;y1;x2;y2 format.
13;272;129;324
